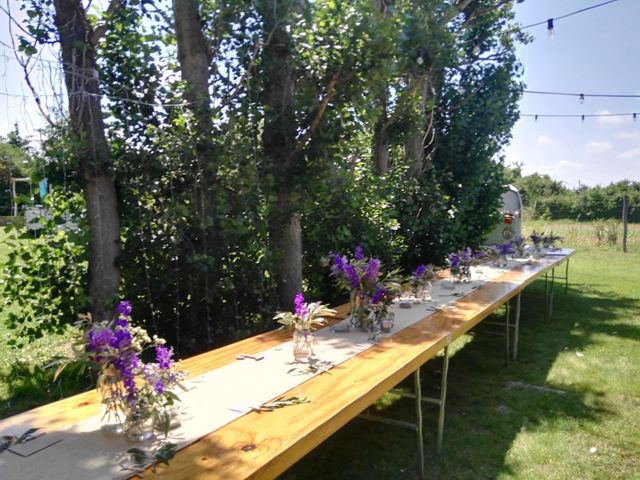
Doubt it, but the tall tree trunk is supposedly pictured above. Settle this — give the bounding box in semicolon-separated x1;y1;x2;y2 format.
371;0;391;175
172;0;218;348
405;75;433;177
372;89;390;175
53;0;120;322
258;1;302;309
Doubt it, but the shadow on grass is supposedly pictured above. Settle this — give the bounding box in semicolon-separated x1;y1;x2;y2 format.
279;278;640;480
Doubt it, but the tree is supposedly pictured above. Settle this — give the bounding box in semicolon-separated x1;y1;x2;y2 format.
51;0;121;322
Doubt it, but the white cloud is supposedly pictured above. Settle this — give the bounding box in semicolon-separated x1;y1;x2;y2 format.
617;148;640;160
537;134;557;146
596;110;628;126
555;160;584;170
530;159;584;177
584;141;613;154
615;131;640;140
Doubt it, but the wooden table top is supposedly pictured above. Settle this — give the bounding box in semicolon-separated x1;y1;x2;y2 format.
0;251;574;479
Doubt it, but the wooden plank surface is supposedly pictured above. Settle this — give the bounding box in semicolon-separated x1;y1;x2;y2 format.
0;252;573;479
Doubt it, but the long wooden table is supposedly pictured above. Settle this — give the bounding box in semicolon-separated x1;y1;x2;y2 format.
0;250;574;479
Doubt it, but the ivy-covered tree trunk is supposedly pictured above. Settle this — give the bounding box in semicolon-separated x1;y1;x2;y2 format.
53;0;120;322
258;1;302;309
172;0;219;348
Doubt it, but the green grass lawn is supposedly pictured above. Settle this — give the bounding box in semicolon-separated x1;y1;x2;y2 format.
1;222;639;479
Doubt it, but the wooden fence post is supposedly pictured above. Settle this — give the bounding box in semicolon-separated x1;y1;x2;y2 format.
622;195;628;253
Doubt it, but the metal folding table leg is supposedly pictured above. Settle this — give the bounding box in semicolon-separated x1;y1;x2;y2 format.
358;340;452;476
548;267;556;318
544;273;549;321
513;293;521;360
357;367;426;480
414;368;425;478
504;300;510;365
436;345;450;454
564;258;570;294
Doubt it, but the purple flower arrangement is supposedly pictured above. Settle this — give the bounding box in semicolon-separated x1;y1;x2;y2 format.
329;246;402;330
274;292;337;361
491;242;515;257
66;301;185;437
410;264;435;289
530;231;542;247
447;247;481;282
274;292;336;331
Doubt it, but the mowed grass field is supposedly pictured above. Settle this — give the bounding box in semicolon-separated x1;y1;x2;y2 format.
1;222;639;479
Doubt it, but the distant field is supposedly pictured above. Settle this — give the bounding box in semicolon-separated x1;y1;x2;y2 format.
523;219;639;252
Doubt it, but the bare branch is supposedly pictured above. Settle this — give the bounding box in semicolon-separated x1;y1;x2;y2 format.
296;72;340;149
4;0;56;127
0;2;34;38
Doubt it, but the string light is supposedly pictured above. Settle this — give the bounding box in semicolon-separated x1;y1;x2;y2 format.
523;89;640;99
522;112;639;120
521;0;620;32
579;93;585;104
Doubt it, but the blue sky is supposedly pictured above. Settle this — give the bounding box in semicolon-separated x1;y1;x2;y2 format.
2;0;639;188
508;0;640;187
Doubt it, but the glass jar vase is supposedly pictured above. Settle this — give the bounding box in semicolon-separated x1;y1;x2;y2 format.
292;327;314;362
124;405;154;442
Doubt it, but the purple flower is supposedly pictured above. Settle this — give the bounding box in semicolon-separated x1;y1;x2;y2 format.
330;253;346;276
117;300;132;317
447;253;459;267
460;247;473;262
87;326;115;352
155;345;173;370
110;327;132;350
114;351;140;401
345;264;360;288
354;245;364;260
154;381;165;394
364;258;380;282
114;316;129;328
372;286;386;304
294;292;306;317
413;264;427;278
497;243;513;256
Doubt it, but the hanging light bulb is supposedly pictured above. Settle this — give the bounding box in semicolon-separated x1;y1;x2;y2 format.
634;113;637;122
579;93;585;104
534;114;538;122
520;85;524;97
547;18;554;37
472;44;480;56
581;115;585;123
